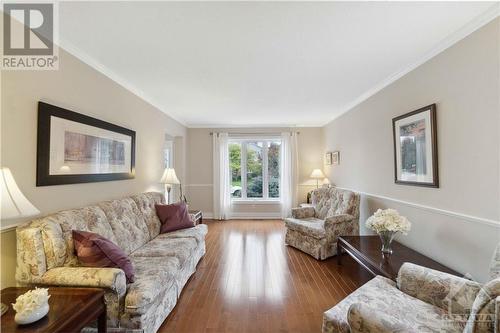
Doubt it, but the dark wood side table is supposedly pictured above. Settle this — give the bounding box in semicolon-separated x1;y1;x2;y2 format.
189;210;203;225
1;287;107;333
337;235;460;281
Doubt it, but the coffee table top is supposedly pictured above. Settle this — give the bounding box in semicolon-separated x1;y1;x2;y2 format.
1;287;105;333
338;235;460;280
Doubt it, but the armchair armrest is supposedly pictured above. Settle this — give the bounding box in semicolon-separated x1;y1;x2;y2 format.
291;207;315;219
324;214;357;238
347;303;417;333
40;267;127;296
397;263;481;315
325;214;355;225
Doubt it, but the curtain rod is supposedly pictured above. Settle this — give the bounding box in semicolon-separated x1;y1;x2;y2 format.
209;131;300;135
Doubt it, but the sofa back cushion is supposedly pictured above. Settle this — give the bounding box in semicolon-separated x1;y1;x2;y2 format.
312;187;360;220
98;197;151;255
130;192;164;239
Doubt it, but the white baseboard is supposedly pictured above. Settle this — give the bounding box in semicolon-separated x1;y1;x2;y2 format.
203;211;282;220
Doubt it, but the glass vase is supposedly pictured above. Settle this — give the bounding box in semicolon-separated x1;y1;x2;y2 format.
379;231;396;254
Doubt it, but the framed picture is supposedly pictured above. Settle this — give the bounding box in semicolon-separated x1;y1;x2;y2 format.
37;102;136;186
325;152;332;165
332;151;340;165
392;104;438;187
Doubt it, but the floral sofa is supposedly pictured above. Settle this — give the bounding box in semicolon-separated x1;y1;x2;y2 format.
323;244;500;333
16;192;207;333
284;187;360;260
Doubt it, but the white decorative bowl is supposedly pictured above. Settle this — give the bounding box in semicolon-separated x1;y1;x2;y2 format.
14;302;49;325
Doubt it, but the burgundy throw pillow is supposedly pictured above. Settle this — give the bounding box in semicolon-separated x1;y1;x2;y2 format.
72;230;135;283
155;202;194;233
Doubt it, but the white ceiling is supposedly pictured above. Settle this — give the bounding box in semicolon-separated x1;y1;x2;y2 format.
59;1;497;127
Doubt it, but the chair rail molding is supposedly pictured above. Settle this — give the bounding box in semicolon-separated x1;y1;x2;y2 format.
336;187;500;228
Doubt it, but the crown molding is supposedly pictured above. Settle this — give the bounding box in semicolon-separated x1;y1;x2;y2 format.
58;38;188;127
186;123;323;129
325;3;500;126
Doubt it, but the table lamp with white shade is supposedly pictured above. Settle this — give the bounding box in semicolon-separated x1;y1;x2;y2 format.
1;167;40;315
160;168;180;204
310;169;326;188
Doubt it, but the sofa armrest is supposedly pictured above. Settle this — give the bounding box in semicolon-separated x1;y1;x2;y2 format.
397;263;481;315
40;267;127;296
347;303;417;333
291;207;315;219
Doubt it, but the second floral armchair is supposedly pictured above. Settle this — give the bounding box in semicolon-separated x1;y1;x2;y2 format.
284;187;360;260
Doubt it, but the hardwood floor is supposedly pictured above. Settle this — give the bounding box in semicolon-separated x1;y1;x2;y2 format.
159;220;370;333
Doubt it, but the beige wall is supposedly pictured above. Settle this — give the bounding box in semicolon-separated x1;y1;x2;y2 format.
185;127;324;218
322;18;500;283
0;48;187;288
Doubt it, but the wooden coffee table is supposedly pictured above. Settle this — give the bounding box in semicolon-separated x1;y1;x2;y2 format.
337;235;460;281
1;287;107;333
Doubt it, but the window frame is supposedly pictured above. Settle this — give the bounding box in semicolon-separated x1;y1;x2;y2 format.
229;137;281;202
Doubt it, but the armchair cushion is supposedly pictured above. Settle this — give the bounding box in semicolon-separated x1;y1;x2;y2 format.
284;217;325;240
397;263;482;316
291;206;315;219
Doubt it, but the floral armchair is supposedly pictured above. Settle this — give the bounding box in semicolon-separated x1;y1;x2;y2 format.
284;187;360;260
323;243;500;333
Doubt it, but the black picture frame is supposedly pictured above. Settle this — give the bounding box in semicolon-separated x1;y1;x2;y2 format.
392;104;438;188
37;102;136;186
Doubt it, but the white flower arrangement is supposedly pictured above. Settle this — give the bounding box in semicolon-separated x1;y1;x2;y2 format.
12;287;50;315
366;209;411;235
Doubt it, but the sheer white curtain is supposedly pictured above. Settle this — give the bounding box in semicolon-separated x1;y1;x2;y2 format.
280;132;299;218
213;132;231;220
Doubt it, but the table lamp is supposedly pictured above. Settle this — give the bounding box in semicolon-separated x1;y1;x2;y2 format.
1;167;40;315
160;168;180;204
310;169;326;188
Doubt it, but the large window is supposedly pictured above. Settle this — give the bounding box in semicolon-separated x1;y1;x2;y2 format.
229;139;281;200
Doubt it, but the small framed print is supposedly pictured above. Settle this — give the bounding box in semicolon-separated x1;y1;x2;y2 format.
392;104;438;187
332;151;340;165
37;102;136;186
325;152;332;165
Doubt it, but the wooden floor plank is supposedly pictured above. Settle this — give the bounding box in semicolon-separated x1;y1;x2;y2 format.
159;219;365;333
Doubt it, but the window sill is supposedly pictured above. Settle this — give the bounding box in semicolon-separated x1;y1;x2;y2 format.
231;199;281;205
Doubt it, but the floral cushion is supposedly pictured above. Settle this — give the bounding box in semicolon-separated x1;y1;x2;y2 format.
489;243;500;280
98;198;151;255
130;236;198;268
284;217;326;239
322;275;464;333
130;192;164;240
312;187;360;220
156;224;208;244
397;263;481;316
125;256;180;315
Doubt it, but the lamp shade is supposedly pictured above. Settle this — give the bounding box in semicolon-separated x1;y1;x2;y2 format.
310;169;325;179
160;168;180;185
322;178;330;185
1;168;40;219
